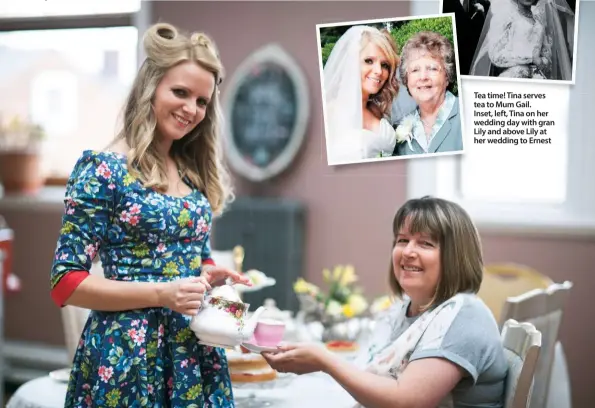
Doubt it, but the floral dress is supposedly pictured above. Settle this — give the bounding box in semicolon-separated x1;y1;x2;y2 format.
50;150;235;408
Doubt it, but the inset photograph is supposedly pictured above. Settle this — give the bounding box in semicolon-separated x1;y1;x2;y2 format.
442;0;579;82
317;14;465;166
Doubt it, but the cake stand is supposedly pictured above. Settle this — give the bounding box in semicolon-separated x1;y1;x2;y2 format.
232;372;296;407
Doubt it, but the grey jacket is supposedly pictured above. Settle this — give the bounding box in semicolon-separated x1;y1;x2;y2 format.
392;99;463;156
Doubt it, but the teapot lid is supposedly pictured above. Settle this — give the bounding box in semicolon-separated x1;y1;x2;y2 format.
210;284;242;303
260;298;292;321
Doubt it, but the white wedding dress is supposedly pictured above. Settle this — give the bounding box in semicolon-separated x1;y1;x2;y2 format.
322;25;398;165
327;116;396;164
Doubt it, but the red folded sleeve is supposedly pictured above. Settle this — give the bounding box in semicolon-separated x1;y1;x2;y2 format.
203;258;215;266
51;271;90;307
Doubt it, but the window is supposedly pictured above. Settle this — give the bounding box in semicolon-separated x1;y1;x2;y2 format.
0;1;147;183
0;0;141;18
409;1;595;235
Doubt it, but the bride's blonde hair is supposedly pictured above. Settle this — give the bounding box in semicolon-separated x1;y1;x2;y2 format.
361;28;400;120
113;22;233;215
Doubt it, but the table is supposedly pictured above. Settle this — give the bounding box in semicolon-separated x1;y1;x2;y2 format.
6;345;572;408
5;372;351;408
6;376;67;408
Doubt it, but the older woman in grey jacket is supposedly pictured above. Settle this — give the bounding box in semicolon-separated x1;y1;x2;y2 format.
392;31;463;156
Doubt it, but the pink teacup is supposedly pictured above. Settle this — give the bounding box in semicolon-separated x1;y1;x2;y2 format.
253;319;286;347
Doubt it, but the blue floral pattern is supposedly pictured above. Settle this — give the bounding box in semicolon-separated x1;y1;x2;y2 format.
51;150;235;407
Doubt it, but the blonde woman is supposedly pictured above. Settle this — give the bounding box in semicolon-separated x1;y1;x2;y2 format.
50;23;250;407
323;25;400;164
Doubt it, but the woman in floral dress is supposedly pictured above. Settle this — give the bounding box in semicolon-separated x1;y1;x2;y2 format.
50;23;250;407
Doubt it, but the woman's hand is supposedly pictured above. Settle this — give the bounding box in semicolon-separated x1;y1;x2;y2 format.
159;276;211;315
262;343;333;375
201;265;253;287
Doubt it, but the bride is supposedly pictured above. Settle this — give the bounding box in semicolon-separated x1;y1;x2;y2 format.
323;25;400;165
469;0;574;80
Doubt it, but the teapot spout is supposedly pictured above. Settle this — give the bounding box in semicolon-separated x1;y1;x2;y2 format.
242;306;267;341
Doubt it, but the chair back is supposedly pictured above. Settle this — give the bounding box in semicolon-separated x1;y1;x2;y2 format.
501;281;573;408
501;319;542;408
478;263;553;323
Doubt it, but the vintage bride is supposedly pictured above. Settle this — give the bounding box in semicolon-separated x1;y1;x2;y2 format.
469;0;575;80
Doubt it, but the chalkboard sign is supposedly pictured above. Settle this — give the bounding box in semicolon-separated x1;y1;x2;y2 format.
223;44;309;182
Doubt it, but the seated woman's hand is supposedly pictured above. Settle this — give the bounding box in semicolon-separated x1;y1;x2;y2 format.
160;276;211;315
201;265;253;287
262;343;332;375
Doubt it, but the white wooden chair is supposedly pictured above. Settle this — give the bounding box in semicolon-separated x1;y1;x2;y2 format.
478;263;553;323
501;319;542;408
501;281;573;408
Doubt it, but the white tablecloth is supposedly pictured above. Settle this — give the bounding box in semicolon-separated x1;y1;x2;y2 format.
5;372;351;408
6;344;572;408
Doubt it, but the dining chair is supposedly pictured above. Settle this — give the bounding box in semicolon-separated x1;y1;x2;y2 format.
501;281;573;408
501;319;542;408
478;263;553;323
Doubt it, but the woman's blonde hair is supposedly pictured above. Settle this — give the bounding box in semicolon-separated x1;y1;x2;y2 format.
389;196;483;311
361;28;400;120
113;22;233;215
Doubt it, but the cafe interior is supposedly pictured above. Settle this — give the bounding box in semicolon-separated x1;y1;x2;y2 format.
0;1;594;407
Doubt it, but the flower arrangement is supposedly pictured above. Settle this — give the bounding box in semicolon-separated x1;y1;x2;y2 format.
293;264;369;323
394;114;415;151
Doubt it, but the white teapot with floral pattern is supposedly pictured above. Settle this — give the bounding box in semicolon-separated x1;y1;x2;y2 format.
189;285;267;348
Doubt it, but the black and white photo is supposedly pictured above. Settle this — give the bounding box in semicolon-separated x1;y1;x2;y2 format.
442;0;579;83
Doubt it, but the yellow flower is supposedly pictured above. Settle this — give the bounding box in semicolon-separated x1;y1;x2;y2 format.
190;256;201;270
106;388;121;408
322;268;332;283
123;173;136;186
370;295;393;314
131;242;149;258
163;261;180;277
293;278;319;295
342;304;355;318
60;221;75;235
347;293;368;315
177;208;191;227
339;264;357;286
326;299;343;316
327;265;358;286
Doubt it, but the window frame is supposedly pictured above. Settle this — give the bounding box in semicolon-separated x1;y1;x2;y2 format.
408;0;595;237
0;3;150;187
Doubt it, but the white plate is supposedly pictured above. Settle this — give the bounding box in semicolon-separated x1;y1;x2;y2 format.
241;341;281;353
236;277;276;293
49;367;71;382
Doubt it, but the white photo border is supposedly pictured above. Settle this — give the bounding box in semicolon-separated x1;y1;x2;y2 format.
438;0;581;85
316;13;467;166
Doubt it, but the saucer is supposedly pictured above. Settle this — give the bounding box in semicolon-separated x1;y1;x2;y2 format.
198;339;237;349
49;367;71;382
241;341;281;353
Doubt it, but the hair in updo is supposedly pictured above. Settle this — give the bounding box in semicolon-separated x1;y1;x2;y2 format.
113;22;233;215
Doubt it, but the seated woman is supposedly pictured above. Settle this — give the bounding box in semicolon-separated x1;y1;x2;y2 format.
263;196;508;408
392;32;463;156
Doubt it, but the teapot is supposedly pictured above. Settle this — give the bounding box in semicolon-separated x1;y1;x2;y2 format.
189;285;267;348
